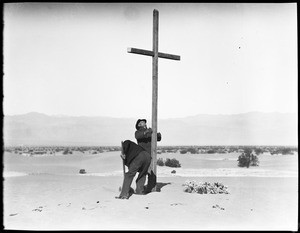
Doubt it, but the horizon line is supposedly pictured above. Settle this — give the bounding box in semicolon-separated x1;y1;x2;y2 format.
4;110;297;119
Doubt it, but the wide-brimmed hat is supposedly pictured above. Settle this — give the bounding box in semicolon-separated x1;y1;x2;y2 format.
135;119;147;130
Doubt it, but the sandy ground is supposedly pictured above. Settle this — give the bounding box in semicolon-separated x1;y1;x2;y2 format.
3;151;298;230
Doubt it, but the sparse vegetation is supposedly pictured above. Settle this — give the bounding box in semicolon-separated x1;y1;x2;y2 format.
4;145;297;158
3;145;118;157
254;148;264;155
237;148;259;168
164;158;181;168
187;147;198;154
63;149;69;155
183;180;229;194
159;145;298;155
156;158;181;167
270;147;294;155
207;149;217;154
157;158;164;166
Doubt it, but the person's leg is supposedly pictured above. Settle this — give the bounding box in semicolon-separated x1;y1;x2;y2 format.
135;151;151;194
145;171;157;193
135;175;147;194
118;159;140;198
145;151;157;192
118;174;135;198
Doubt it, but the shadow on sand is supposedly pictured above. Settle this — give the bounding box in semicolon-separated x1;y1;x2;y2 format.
144;171;171;193
156;182;171;192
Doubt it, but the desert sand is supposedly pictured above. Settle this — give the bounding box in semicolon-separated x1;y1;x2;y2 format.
3;150;298;230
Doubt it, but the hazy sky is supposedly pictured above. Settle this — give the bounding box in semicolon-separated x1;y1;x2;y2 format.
3;3;297;119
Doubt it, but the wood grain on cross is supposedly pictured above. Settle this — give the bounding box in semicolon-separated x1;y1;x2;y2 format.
127;9;180;191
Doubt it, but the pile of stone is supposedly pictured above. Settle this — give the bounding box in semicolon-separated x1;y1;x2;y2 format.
183;180;229;194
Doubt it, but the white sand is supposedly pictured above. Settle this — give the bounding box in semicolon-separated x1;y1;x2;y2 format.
3;151;298;230
3;171;28;178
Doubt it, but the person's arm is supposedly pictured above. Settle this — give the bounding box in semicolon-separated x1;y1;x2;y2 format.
135;130;145;140
157;132;162;141
135;129;152;140
120;153;125;160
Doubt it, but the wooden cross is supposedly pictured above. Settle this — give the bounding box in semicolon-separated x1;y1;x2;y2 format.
127;9;180;191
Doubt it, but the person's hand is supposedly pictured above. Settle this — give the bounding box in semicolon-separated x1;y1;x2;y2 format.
158;132;162;140
120;154;125;160
147;128;153;134
144;128;152;135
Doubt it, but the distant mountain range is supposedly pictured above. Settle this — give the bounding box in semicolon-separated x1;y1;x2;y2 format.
3;112;298;146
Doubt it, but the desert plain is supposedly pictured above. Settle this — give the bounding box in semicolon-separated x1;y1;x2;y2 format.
3;150;298;230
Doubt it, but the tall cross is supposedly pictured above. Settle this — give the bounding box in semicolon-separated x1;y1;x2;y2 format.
127;9;180;191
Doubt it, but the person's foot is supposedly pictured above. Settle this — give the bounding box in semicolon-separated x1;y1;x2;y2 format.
143;185;155;194
115;195;129;199
143;185;152;194
129;187;135;196
135;185;147;195
116;187;135;199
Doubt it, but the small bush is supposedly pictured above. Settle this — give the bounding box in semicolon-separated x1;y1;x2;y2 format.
254;148;263;155
237;148;259;168
165;158;181;168
79;169;86;174
180;149;188;154
157;158;164;166
63;149;69;155
207;149;217;154
187;147;198;154
217;150;226;154
280;148;294;155
183;180;229;194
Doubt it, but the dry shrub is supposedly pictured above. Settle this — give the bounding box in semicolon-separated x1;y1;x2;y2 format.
237;148;259;168
157;158;164;166
183;180;229;194
165;158;181;168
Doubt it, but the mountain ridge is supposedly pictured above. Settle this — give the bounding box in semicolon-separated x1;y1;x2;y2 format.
3;112;298;146
6;111;297;119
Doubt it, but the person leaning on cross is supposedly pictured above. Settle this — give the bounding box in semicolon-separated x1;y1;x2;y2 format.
116;140;151;199
134;119;161;193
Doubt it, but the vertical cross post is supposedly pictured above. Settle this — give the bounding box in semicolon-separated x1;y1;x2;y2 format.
151;9;159;191
127;9;180;192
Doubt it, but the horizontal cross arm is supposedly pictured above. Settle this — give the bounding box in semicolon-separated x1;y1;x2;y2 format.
127;47;153;57
127;47;180;61
158;52;180;60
